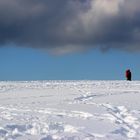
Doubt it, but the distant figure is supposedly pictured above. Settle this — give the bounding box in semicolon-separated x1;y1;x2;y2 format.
125;69;132;81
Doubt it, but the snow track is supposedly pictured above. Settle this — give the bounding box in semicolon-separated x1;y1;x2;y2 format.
0;81;140;140
102;104;140;139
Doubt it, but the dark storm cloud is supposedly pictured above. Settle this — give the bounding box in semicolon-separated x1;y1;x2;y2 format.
0;0;140;54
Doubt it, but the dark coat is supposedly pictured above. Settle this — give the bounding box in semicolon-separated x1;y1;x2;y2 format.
126;70;131;81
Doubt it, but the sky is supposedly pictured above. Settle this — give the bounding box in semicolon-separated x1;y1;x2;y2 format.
0;0;140;80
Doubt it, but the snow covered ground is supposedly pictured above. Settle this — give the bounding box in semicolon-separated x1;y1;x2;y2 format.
0;81;140;140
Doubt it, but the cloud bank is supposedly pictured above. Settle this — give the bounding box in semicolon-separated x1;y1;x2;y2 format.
0;0;140;54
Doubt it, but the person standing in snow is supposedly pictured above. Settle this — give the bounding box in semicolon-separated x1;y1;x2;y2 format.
125;69;132;81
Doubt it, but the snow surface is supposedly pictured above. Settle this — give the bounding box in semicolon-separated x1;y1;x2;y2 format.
0;80;140;140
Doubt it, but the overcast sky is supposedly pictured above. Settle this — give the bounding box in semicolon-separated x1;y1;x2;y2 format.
0;0;140;80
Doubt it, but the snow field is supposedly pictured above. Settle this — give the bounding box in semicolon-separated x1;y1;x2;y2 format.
0;81;140;140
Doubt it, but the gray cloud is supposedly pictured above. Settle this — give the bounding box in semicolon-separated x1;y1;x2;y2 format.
0;0;140;54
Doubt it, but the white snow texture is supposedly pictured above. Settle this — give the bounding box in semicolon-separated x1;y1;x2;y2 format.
0;80;140;140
